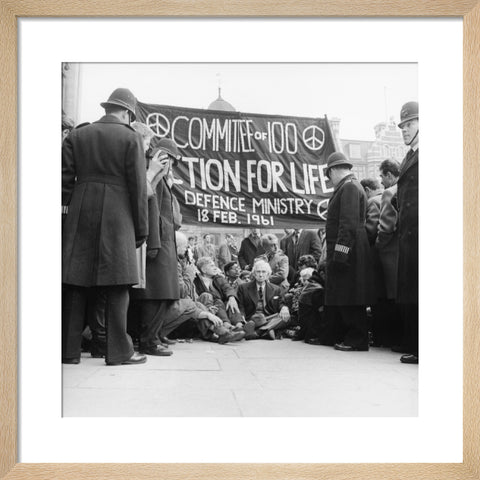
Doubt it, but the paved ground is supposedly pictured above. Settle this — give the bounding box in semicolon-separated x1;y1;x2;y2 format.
62;339;418;417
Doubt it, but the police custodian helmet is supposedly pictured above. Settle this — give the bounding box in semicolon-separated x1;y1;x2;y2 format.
398;101;418;128
100;88;137;121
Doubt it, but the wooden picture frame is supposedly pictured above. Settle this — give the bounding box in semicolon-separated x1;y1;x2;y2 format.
1;1;478;479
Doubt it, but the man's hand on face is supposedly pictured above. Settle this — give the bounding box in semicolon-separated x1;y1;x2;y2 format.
146;151;170;189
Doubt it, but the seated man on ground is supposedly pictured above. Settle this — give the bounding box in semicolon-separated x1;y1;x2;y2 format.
194;256;243;326
167;233;245;344
223;261;244;293
237;259;290;340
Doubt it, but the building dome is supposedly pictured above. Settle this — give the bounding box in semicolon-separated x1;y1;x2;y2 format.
207;88;236;112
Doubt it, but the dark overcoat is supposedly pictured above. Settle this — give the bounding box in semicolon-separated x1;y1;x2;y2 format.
325;174;374;306
132;177;180;300
236;280;284;321
396;149;418;304
62;115;148;286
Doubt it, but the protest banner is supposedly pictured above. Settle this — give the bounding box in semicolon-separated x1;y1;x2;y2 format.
136;102;337;229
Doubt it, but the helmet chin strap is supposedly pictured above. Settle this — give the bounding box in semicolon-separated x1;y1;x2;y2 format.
405;127;419;146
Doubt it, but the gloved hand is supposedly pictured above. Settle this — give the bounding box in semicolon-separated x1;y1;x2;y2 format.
147;248;160;259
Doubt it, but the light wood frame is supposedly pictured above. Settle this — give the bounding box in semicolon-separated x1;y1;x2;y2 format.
1;1;479;479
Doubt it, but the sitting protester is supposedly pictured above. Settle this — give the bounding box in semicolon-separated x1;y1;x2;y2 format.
223;261;244;293
194;256;243;325
237;259;290;340
167;233;245;344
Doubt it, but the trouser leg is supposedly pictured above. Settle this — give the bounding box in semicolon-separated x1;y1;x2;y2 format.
341;305;369;349
139;300;169;350
402;303;418;356
102;285;134;364
88;288;106;356
62;285;89;360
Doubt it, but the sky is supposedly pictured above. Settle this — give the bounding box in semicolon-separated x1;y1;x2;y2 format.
75;63;417;141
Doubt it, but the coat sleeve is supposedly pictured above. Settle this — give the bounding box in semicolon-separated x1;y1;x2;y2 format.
217;243;230;268
375;188;398;250
237;239;248;269
215;275;236;300
269;255;289;285
236;284;247;317
307;231;323;261
146;196;161;250
365;197;381;245
333;182;361;265
124;134;148;239
61;134;76;207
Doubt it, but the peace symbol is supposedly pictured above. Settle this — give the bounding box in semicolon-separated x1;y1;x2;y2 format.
146;113;170;138
302;125;325;151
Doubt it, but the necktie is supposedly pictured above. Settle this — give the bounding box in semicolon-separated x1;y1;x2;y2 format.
258;286;263;300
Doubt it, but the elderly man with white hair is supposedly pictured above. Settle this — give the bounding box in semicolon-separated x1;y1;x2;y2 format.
236;259;290;340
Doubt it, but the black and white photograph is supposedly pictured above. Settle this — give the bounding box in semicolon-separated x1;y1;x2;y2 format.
61;62;419;417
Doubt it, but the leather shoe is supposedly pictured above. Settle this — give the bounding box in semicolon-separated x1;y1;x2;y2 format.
160;336;176;345
334;342;368;352
218;330;246;344
62;357;80;364
139;346;173;357
243;320;256;336
106;352;147;365
305;338;323;345
400;354;418;364
260;329;275;340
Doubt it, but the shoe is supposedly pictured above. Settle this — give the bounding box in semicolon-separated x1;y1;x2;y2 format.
391;345;408;353
160;336;176;345
400;354;418;364
334;342;369;352
243;320;256;336
291;333;305;341
305;338;323;345
139;346;173;357
62;357;80;364
260;329;275;340
106;352;147;365
218;330;246;344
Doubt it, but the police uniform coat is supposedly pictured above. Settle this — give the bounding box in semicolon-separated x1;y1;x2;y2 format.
62;115;148;286
396;148;418;304
325;174;373;306
132;176;180;300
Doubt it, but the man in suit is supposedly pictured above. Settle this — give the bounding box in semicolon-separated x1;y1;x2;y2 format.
324;152;374;352
396;101;419;364
62;88;148;366
375;158;402;349
237;259;290;340
283;228;323;272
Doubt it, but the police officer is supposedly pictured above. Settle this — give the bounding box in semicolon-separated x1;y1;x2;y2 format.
324;152;373;352
396;101;419;364
62;87;148;366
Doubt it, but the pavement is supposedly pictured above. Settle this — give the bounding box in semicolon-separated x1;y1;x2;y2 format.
62;339;418;417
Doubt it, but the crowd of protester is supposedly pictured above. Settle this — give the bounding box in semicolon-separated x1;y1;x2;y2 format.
61;89;418;366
